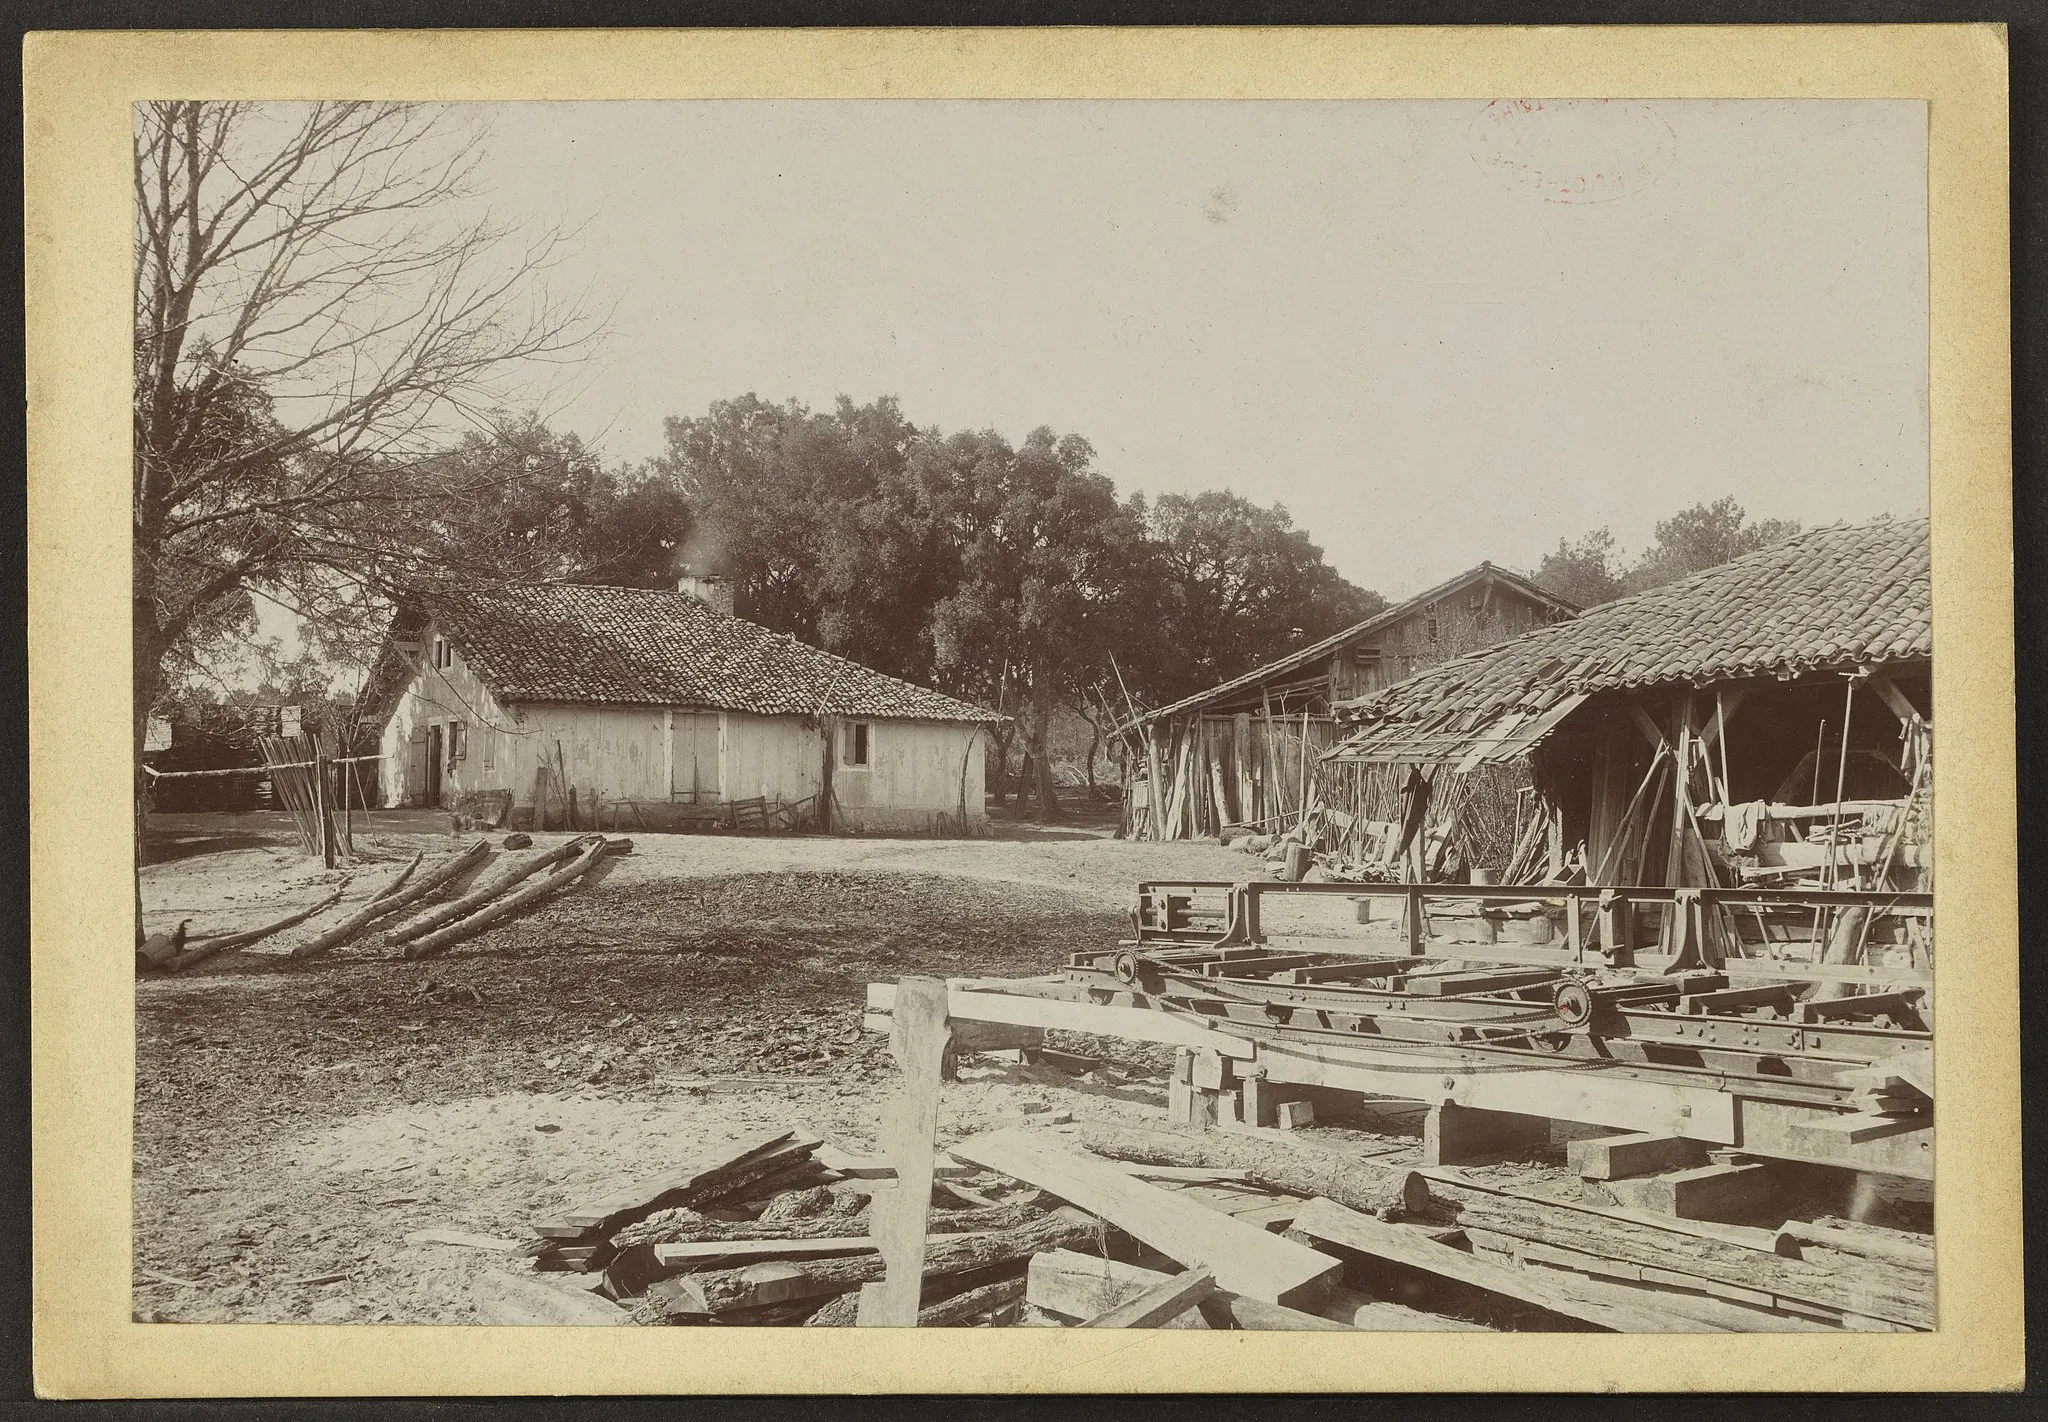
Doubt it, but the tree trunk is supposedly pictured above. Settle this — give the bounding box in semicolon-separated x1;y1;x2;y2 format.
987;726;1013;809
1026;682;1063;824
132;583;163;947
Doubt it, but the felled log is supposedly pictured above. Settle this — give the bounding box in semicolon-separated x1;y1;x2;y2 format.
613;1202;1031;1251
164;881;352;972
655;1207;1099;1317
366;849;426;904
136;919;190;971
1073;1122;1422;1219
385;836;602;944
915;1275;1027;1327
288;840;490;960
402;837;608;959
534;1131;813;1242
802;1268;1028;1329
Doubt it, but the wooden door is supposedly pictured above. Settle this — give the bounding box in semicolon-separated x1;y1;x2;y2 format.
669;712;721;802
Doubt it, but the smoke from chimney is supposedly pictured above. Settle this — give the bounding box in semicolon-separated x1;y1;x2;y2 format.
677;574;735;616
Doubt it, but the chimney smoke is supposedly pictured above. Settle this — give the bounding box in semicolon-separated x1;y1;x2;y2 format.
677;574;735;616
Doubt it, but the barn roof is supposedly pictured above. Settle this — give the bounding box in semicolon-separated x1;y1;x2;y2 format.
1325;518;1931;767
1111;561;1578;735
402;583;999;723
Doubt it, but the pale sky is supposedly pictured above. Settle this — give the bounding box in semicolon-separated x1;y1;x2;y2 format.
335;98;1931;620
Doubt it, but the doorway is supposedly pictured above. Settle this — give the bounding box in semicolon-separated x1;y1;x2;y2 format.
426;724;445;806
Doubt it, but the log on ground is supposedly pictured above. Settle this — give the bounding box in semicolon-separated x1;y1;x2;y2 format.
657;1207;1099;1316
403;837;610;959
289;839;489;960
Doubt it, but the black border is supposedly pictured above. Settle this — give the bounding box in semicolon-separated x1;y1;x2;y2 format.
4;2;2039;1414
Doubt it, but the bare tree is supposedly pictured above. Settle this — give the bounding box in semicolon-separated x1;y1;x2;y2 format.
132;100;600;928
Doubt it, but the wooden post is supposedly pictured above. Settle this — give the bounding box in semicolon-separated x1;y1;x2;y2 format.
858;975;949;1327
313;743;337;869
1405;886;1427;956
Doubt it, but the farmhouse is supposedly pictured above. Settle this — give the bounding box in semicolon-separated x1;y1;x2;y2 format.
1114;562;1578;840
1324;517;1932;894
364;578;998;833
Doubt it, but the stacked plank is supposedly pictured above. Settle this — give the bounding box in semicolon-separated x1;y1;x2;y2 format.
481;1117;1932;1333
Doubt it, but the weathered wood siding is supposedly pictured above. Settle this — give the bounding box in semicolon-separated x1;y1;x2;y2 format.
1330;589;1561;703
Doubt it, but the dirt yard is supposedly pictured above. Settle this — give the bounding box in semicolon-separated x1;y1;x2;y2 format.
132;815;1255;1323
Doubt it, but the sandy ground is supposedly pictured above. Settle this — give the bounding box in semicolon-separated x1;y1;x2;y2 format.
133;814;1259;1323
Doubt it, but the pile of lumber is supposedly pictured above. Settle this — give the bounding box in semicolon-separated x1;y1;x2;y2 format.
490;1124;1458;1331
478;1117;1934;1333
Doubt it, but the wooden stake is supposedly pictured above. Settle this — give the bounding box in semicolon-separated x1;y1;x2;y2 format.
313;742;337;868
857;976;949;1327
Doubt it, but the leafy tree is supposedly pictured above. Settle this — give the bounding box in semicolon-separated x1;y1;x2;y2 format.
920;427;1150;820
1138;491;1383;704
1534;527;1626;607
1534;500;1801;607
1625;497;1801;593
415;417;694;591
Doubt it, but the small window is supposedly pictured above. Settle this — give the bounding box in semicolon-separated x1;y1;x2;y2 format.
842;721;870;767
1426;617;1439;642
451;720;467;761
481;730;493;769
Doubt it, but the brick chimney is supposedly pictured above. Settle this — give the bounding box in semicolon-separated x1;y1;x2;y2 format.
677;574;735;616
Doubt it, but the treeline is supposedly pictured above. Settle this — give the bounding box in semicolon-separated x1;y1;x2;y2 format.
414;397;1382;813
1532;497;1802;607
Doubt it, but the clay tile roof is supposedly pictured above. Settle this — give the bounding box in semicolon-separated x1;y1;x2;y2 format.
1328;518;1930;764
417;583;998;723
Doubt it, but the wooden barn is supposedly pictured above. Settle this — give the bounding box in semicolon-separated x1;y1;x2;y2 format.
1113;562;1578;841
1324;517;1932;899
362;579;999;834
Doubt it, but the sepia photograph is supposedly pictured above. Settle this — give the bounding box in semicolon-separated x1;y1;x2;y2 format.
120;93;1944;1340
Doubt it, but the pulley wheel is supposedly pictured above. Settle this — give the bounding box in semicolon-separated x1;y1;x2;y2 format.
1112;951;1141;985
1553;979;1595;1029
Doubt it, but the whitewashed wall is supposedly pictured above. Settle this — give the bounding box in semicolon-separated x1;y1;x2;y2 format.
378;622;988;832
832;718;987;833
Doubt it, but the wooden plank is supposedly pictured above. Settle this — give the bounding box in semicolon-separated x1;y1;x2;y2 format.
1773;1221;1934;1270
1288;1197;1727;1333
472;1269;630;1326
857;975;949;1328
868;982;1258;1058
1199;1292;1356;1331
1078;1268;1216;1328
1026;1249;1208;1328
1794;1111;1929;1145
1317;1284;1490;1332
949;1129;1342;1307
1565;1132;1710;1182
1626;1161;1775;1221
1115;1165;1257;1185
532;1129;800;1239
652;1233;985;1267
